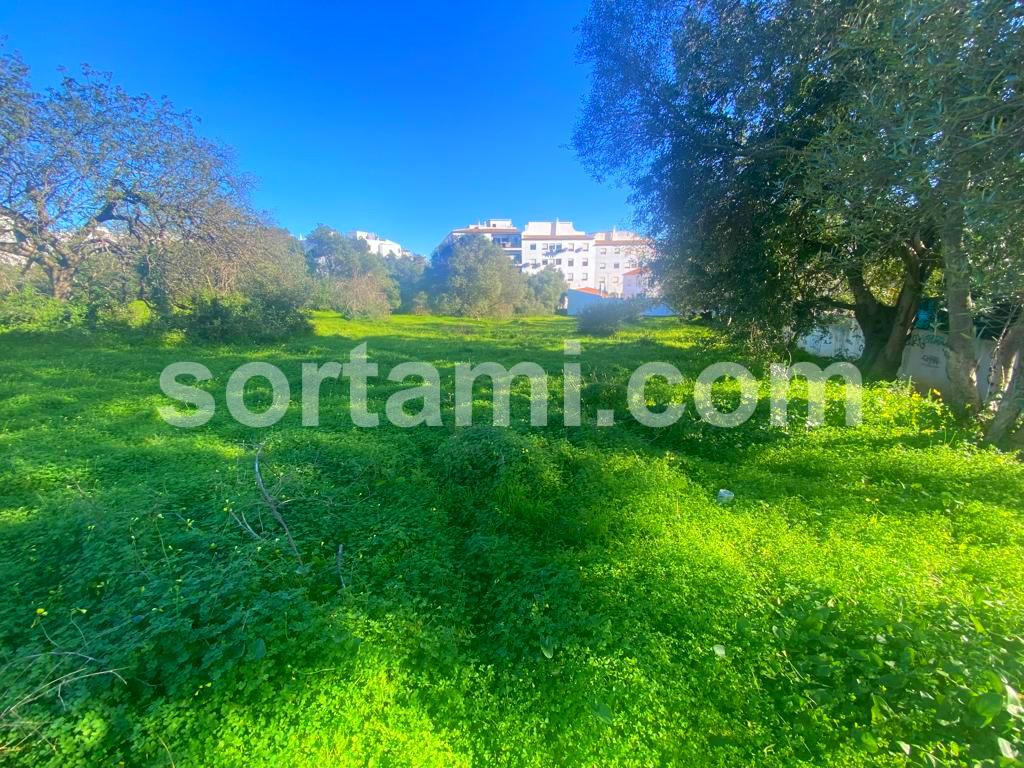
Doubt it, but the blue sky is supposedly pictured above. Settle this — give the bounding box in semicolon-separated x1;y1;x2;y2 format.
0;0;633;255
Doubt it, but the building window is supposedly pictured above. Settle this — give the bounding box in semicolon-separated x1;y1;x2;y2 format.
599;262;607;269
567;273;574;281
582;258;589;267
613;262;620;269
581;273;588;281
612;275;620;284
568;258;574;267
529;243;537;251
556;258;562;266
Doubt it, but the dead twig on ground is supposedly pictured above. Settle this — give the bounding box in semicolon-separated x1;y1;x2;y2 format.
336;544;346;588
254;444;302;565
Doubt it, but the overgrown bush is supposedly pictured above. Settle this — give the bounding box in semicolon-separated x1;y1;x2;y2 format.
0;287;87;331
178;289;308;342
575;299;644;336
94;299;160;331
310;274;397;319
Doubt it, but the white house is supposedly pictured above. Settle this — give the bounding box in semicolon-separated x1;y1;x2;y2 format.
350;230;404;258
622;267;652;299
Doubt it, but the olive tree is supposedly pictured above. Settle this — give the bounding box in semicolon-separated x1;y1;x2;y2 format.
802;0;1023;437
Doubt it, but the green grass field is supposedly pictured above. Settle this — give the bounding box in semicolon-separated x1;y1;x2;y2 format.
1;313;1021;766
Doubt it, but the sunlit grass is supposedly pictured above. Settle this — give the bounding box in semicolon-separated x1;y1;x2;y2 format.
0;314;1020;766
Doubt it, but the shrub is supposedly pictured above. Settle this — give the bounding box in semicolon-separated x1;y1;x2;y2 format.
311;274;396;319
94;299;160;331
575;299;644;336
0;287;87;330
178;289;308;342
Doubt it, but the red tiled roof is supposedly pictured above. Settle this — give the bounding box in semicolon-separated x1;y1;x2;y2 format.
573;287;607;296
623;268;648;276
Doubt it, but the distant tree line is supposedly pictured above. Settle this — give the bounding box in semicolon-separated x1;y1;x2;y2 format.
0;51;566;340
575;0;1023;442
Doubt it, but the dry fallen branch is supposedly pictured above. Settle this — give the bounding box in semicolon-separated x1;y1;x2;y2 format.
254;444;302;565
229;508;262;541
336;544;347;589
0;648;127;752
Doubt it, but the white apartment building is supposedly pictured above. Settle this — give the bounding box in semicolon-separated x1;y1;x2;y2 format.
442;219;655;297
442;219;522;262
350;230;404;258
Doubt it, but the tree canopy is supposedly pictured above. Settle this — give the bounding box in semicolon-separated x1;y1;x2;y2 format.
427;235;531;319
576;0;1024;441
0;51;252;300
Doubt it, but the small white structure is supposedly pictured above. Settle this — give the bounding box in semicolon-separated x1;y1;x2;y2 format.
350;230;404;258
796;316;996;400
899;330;995;400
796;317;866;360
622;267;652;299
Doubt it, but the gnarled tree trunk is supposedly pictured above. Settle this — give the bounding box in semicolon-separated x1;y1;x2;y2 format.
846;250;930;379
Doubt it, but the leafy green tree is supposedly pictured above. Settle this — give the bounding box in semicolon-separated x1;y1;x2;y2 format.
384;253;428;312
576;0;1023;441
303;226;388;280
799;0;1023;435
303;226;400;317
525;267;568;314
426;235;529;318
574;0;935;376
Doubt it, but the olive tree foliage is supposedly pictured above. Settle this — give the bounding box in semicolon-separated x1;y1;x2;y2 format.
800;0;1024;439
575;0;941;377
151;221;309;308
526;267;568;314
384;252;427;312
0;51;258;302
576;0;1024;440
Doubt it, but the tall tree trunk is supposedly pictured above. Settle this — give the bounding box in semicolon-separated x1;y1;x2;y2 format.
47;265;74;301
876;251;930;378
984;345;1022;444
852;299;896;375
846;259;924;379
984;316;1024;444
941;210;982;416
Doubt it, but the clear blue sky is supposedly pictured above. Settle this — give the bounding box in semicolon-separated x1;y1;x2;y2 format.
0;0;633;255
